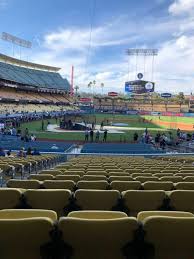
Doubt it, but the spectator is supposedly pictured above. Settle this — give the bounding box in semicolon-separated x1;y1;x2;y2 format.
12;127;17;136
90;129;94;142
85;129;89;142
95;130;100;142
100;121;104;131
17;148;26;158
103;129;108;142
0;148;5;157
133;132;139;142
31;134;36;141
26;147;32;155
7;150;13;157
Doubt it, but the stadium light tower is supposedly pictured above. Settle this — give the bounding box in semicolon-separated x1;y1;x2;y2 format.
126;48;158;82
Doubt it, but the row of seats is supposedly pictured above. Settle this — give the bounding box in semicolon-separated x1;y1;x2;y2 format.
7;179;194;191
0;209;193;259
2;188;194;217
28;172;194;182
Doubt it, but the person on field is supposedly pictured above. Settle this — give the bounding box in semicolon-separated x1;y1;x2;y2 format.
85;129;89;142
95;130;100;142
90;129;94;142
103;129;108;142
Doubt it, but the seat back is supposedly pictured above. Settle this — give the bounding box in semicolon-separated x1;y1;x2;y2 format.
122;190;166;216
77;180;109;190
7;180;40;189
111;181;141;192
24;189;72;216
58;216;138;259
74;190;120;210
143;216;194;259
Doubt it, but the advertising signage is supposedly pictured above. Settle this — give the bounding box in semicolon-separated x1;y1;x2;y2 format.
125;80;155;94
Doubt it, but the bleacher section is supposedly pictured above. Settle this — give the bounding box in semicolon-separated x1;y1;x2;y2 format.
81;143;163;154
0;155;194;258
0;61;70;90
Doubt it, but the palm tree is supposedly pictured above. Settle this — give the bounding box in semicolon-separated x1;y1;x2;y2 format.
75;85;79;96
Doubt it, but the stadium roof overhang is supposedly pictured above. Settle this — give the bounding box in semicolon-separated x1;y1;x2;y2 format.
0;53;61;72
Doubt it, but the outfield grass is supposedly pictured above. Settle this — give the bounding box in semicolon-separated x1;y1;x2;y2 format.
143;115;194;124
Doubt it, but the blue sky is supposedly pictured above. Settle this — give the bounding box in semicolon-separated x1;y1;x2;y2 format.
0;0;194;94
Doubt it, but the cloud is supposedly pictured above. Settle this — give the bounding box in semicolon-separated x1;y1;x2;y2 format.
169;0;194;16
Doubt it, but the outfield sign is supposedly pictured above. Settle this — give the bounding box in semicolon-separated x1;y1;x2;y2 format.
161;93;172;98
108;92;118;97
125;80;155;94
79;98;92;103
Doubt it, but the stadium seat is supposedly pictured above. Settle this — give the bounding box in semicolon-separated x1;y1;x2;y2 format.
56;175;81;182
39;170;62;176
183;176;194;182
77;180;109;190
108;172;130;177
81;175;107;181
154;173;174;177
7;179;41;189
0;188;22;209
0;217;54;259
109;176;133;182
142;181;174;191
24;189;72;216
110;181;141;192
74;190;120;210
169;190;194;213
43;180;75;191
137;211;194;221
68;211;128;219
143;216;194;259
160;176;183;183
175;182;194;190
28;174;55;181
122;190;166;216
131;173;152;178
58;216;138;259
0;209;57;221
134;176;158;183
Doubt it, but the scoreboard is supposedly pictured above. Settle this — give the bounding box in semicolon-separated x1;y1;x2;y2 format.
125;80;155;94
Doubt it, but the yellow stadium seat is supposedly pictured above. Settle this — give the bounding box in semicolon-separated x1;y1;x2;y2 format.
111;181;141;192
43;180;75;191
68;211;128;219
7;179;41;189
28;174;55;181
142;181;174;191
58;216;138;259
169;190;194;213
74;190;120;210
143;216;194;259
122;190;166;216
175;182;194;190
0;209;57;221
0;217;54;259
137;211;194;222
24;189;72;216
56;175;81;182
0;188;22;209
77;180;109;190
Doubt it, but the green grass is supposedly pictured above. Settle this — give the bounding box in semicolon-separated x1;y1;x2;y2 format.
143;115;194;124
19;116;176;142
